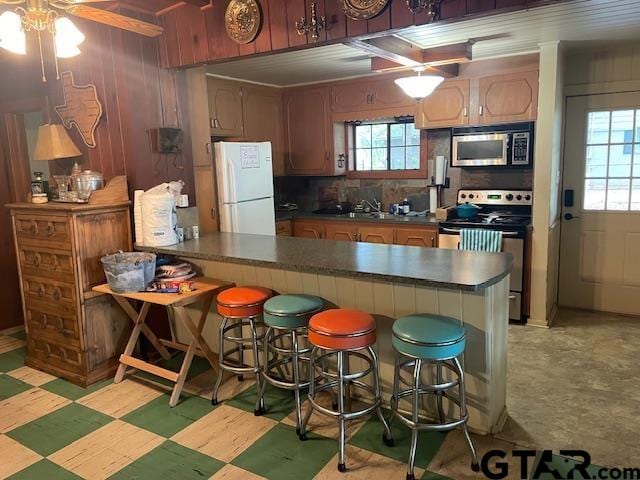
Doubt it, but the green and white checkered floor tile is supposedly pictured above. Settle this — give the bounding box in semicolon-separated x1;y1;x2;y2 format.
2;329;599;480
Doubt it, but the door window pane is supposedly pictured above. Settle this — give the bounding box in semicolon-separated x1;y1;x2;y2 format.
609;145;632;177
606;178;630;210
587;111;610;144
585;146;608;177
610;110;634;143
584;178;606;210
583;108;640;211
631;179;640;211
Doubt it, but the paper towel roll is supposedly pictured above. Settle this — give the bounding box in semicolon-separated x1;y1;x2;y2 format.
429;187;438;214
134;190;144;246
435;156;447;186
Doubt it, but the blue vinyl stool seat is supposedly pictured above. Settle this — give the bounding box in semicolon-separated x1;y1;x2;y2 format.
392;314;466;360
264;294;324;329
388;314;479;480
257;294;323;433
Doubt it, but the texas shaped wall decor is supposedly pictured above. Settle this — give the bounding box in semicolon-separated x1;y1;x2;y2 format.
55;71;103;148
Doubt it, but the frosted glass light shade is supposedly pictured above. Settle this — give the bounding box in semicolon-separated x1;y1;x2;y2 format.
34;124;82;161
395;74;444;100
55;17;85;58
0;11;26;55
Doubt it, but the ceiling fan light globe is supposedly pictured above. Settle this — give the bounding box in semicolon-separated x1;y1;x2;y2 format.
55;17;85;58
0;11;26;55
394;74;444;100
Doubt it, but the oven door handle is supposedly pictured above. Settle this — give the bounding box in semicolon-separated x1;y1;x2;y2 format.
440;227;520;237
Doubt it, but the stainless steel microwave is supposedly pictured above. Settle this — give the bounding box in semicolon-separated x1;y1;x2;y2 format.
451;122;534;167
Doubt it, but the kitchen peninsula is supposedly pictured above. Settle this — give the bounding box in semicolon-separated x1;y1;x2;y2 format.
138;232;512;434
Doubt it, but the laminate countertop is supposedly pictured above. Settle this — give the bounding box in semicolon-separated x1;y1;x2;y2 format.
138;232;512;291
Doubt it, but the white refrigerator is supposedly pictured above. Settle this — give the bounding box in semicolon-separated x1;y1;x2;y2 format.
214;141;276;235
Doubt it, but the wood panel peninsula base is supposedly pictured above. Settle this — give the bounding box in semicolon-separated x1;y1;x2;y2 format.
138;233;512;434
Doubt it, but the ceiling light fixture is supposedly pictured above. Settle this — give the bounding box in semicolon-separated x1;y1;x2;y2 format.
394;67;444;101
0;6;85;82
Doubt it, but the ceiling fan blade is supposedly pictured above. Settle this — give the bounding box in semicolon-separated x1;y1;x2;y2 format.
65;5;163;37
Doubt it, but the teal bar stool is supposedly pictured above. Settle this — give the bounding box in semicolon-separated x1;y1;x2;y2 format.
256;294;324;433
388;314;479;480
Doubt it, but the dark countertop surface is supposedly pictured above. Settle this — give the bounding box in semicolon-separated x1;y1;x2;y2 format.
138;232;512;291
275;210;440;226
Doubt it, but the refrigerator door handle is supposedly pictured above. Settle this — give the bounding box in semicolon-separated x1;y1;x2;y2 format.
226;160;236;204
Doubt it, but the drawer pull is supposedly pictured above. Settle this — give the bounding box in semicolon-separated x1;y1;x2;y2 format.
30;222;39;236
33;252;42;266
53;287;62;301
46;222;55;237
51;255;59;270
37;284;45;297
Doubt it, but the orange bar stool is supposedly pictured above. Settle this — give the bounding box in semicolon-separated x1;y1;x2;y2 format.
299;308;392;473
212;286;272;415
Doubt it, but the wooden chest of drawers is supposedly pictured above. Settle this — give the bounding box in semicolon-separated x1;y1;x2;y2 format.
9;202;133;387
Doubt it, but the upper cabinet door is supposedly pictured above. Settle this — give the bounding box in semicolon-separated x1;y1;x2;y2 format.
370;77;417;112
331;83;371;113
416;79;470;129
284;87;332;175
208;78;244;137
477;70;539;125
242;86;285;177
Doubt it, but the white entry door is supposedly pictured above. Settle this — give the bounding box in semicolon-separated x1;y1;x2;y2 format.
559;92;640;314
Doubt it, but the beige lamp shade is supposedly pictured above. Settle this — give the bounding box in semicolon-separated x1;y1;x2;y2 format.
33;124;82;161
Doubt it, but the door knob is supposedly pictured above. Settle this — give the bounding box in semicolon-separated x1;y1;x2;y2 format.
564;213;579;221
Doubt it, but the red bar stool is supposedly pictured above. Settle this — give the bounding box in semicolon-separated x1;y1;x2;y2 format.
212;286;272;415
299;308;392;473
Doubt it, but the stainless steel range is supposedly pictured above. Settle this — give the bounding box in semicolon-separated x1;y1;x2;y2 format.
438;189;532;322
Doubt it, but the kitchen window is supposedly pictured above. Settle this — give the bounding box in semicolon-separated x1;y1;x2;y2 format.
584;109;640;211
349;121;424;178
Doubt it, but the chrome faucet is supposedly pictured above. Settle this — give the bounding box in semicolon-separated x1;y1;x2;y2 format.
363;198;382;213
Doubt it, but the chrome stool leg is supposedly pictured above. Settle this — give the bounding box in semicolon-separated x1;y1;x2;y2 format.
406;358;422;480
337;350;347;473
369;346;393;446
211;317;229;405
454;357;479;472
436;362;445;423
235;320;244;381
298;346;317;440
291;329;303;434
250;318;265;416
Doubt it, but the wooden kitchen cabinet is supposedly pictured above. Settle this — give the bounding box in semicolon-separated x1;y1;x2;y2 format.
292;219;326;239
476;70;538;125
276;219;293;236
326;223;359;242
395;226;438;248
9;202;132;387
242;85;286;176
331;76;416;119
358;225;394;244
284;86;340;176
208;77;244;137
416;79;470;129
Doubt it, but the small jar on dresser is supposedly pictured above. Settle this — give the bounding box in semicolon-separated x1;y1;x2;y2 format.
7;202;133;387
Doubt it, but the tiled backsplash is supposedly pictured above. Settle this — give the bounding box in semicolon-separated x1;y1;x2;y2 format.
275;129;533;211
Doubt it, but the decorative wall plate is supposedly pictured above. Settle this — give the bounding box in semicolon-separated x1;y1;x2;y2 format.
225;0;261;44
338;0;389;20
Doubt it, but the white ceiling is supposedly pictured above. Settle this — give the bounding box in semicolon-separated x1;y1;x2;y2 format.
206;0;640;87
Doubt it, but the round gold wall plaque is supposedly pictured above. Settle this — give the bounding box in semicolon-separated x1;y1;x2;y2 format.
338;0;389;20
225;0;261;45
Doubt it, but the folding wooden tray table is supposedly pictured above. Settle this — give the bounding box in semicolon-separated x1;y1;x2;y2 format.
93;277;232;406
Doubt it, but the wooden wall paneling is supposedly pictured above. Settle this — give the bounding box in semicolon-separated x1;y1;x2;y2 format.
158;9;180;67
367;3;391;33
437;0;467;20
204;1;240;61
254;0;273;53
390;1;415;29
268;0;290;50
287;0;308;47
496;0;526;8
346;16;368;36
174;3;210;65
466;0;497;15
324;0;347;40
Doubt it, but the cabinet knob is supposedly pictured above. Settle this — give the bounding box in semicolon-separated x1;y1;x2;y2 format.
37;284;45;297
46;222;55;237
30;222;38;236
53;287;62;301
431;237;435;247
463;106;468;117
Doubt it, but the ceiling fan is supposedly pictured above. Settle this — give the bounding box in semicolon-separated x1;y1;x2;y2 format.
0;0;164;81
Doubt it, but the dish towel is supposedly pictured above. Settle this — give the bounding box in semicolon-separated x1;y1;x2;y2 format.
460;228;503;252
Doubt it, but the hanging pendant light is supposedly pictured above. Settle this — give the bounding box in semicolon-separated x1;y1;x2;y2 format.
0;11;26;55
395;67;444;101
